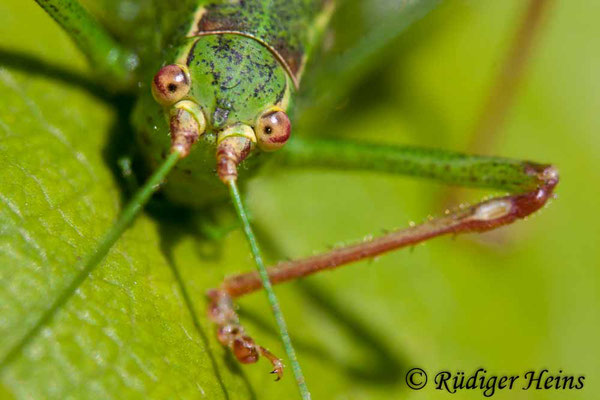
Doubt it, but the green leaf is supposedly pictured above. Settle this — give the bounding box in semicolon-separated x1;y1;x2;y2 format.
2;1;600;400
0;2;251;399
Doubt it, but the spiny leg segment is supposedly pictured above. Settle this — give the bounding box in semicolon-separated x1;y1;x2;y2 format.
208;136;558;366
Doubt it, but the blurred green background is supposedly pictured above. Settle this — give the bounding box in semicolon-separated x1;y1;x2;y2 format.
0;0;598;399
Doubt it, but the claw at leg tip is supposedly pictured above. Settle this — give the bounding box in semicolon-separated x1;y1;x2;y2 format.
271;368;283;381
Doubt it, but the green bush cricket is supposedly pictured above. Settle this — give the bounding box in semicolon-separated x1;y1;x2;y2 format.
1;1;558;399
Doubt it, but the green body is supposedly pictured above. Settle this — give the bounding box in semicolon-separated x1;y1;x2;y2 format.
132;0;328;207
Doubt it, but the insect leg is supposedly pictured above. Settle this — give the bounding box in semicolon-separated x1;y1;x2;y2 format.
440;0;554;210
468;0;554;153
213;137;558;297
207;289;284;380
34;0;138;87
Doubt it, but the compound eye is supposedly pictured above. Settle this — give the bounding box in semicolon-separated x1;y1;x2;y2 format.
152;64;190;106
255;109;291;151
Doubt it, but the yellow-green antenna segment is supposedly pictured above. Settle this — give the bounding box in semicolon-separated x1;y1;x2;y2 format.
228;180;311;400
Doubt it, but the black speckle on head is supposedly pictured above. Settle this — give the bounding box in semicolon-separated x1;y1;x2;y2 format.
187;40;200;66
213;106;230;129
275;81;287;104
